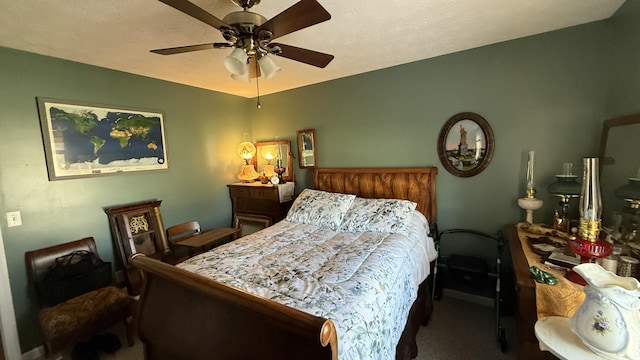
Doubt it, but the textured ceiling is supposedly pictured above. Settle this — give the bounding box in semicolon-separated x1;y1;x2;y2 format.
0;0;625;98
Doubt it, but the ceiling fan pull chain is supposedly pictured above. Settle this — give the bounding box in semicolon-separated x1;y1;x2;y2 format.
256;58;261;109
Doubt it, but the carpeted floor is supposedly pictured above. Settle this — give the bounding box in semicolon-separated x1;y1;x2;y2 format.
63;294;518;360
416;294;518;359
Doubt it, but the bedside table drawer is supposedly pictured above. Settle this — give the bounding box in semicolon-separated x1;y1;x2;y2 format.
235;198;278;214
229;186;278;201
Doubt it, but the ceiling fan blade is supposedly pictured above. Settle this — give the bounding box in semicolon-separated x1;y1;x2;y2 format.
150;43;219;55
158;0;228;30
271;43;334;68
259;0;331;40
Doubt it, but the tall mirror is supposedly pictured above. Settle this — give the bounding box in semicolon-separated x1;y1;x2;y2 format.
598;114;640;244
252;140;294;182
297;129;317;169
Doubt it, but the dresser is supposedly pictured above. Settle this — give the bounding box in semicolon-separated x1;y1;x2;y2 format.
228;182;295;237
505;224;584;360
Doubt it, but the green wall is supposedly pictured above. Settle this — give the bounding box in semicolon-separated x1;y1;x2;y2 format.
3;2;639;353
0;47;252;351
253;22;609;236
605;0;640;117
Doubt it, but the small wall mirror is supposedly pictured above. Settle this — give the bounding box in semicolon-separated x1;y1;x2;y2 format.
437;112;495;177
297;129;317;169
252;140;294;182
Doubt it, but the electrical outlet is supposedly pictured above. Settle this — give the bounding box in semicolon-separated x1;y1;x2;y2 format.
6;211;22;227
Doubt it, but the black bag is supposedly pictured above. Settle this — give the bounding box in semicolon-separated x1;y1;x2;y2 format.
40;250;112;306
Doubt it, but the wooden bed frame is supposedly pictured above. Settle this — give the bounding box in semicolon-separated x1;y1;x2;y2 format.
131;167;438;360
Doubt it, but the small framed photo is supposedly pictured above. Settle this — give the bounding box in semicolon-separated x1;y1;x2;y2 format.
297;128;317;169
437;112;494;177
37;97;168;180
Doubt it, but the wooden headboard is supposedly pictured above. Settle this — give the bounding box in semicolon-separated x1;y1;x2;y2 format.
314;167;438;224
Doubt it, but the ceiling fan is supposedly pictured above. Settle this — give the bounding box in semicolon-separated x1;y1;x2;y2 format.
151;0;334;82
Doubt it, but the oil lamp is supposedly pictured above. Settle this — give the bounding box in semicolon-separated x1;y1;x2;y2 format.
274;140;286;184
547;162;581;232
517;150;543;223
236;140;258;182
614;166;640;243
566;157;612;285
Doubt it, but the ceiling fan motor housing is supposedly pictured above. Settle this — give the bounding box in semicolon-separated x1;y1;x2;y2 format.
222;11;266;28
223;11;270;55
231;0;260;9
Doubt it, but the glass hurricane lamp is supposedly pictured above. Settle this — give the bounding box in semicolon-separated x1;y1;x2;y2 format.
566;157;613;285
517;150;543;223
236;141;258;182
261;148;277;177
547;162;581;233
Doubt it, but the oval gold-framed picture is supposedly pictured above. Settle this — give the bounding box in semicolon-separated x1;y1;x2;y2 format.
437;112;495;177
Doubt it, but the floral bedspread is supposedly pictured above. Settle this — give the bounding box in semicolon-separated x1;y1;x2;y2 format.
177;215;436;360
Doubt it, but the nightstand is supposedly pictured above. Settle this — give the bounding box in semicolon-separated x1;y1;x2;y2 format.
227;182;295;237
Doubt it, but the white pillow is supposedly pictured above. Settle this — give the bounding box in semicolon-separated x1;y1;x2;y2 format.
340;197;417;235
285;189;356;230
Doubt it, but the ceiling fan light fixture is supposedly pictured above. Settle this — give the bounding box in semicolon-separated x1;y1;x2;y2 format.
231;71;250;83
258;54;281;80
224;48;249;75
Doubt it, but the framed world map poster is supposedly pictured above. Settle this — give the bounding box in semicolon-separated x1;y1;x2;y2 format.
37;97;168;180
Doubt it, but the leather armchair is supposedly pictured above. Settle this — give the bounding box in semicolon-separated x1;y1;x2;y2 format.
25;237;134;356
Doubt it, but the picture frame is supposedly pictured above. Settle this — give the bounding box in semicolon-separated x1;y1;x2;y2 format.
437;112;495;177
297;128;317;169
252;140;294;182
233;214;272;238
37;97;168;180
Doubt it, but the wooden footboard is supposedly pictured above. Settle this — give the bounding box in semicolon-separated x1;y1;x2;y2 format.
131;254;337;360
132;254;434;360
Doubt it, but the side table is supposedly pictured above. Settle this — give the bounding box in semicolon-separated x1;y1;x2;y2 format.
174;227;241;256
505;224;563;360
228;182;295;237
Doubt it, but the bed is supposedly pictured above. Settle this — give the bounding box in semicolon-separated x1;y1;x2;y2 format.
131;167;438;360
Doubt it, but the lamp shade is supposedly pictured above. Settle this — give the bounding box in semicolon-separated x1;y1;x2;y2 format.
224;48;249;76
258;54;281;79
237;141;256;163
231;71;250;83
260;147;276;162
548;175;582;198
615;178;640;205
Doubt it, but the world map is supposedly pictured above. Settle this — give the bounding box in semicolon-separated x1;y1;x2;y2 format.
43;103;167;178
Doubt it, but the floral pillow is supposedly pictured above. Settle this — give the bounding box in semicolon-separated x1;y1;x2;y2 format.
340;197;417;236
285;189;356;230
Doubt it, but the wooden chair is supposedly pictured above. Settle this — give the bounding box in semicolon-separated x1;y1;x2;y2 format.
105;200;182;296
25;237;134;356
166;220;202;258
166;220;201;244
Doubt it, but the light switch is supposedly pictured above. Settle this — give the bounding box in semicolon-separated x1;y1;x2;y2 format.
6;211;22;227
